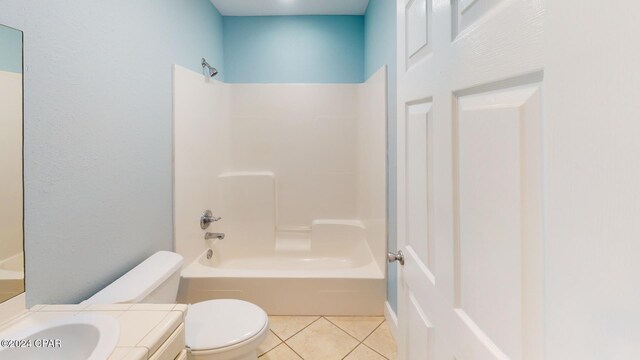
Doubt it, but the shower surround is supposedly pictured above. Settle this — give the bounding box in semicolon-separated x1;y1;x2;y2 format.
173;65;387;315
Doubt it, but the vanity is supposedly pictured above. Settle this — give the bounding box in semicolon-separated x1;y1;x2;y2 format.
0;302;187;360
0;23;186;360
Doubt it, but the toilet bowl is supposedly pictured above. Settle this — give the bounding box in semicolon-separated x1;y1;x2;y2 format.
186;300;269;360
83;251;268;360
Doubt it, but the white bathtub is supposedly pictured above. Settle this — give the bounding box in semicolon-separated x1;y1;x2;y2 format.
178;221;386;315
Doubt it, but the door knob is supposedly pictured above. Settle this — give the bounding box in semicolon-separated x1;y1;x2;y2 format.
387;250;405;265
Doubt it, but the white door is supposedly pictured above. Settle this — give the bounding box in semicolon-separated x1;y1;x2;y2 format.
396;0;544;359
397;0;640;359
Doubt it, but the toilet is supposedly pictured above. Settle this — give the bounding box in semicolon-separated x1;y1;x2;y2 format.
83;251;268;360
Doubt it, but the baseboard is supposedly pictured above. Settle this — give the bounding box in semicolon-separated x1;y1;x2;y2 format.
384;301;398;341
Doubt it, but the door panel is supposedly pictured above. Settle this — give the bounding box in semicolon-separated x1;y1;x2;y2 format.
452;0;506;38
397;0;544;359
454;82;543;360
406;0;428;56
405;0;432;68
458;105;523;360
406;101;433;271
408;292;433;359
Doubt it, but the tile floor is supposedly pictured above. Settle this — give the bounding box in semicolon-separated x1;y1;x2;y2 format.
258;316;397;360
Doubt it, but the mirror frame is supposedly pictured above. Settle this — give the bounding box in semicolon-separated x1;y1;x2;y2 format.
0;23;25;303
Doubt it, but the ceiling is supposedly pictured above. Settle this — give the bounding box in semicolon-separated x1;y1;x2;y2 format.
210;0;371;16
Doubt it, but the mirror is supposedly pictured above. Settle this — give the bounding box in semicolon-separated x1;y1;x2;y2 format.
0;24;24;302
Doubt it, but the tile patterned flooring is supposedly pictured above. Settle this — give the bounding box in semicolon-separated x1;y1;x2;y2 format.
258;316;397;360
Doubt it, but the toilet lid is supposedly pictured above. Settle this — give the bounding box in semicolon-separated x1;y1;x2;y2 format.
185;299;268;350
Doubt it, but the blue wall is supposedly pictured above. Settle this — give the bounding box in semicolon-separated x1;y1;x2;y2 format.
0;0;395;309
0;0;224;306
364;0;398;314
0;25;22;73
223;16;364;83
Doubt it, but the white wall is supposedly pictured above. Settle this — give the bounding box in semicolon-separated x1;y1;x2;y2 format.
173;65;230;266
357;67;387;271
228;83;359;229
174;66;387;269
0;71;22;260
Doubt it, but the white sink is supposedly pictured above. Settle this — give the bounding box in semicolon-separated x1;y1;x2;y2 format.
0;313;120;360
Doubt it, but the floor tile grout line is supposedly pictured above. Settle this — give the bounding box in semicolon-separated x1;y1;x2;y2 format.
340;337;390;360
287;316;359;359
361;342;391;360
269;328;285;343
267;316;394;360
274;315;322;342
283;341;305;359
322;316;378;344
258;341;303;359
258;330;282;357
360;321;393;359
322;316;387;360
340;342;361;360
361;319;386;343
325;316;385;342
258;331;282;358
258;342;279;359
290;315;322;340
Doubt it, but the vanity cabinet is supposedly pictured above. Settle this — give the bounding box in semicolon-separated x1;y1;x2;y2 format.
0;303;188;360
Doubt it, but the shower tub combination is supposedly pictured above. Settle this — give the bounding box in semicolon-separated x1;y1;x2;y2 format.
178;173;386;316
180;219;385;315
173;65;388;315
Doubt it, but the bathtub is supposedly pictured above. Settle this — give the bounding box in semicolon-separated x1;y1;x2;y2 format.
178;221;386;315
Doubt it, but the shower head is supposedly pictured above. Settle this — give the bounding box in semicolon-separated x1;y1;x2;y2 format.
201;58;218;78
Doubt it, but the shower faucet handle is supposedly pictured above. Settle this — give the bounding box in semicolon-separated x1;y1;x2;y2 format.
200;210;222;229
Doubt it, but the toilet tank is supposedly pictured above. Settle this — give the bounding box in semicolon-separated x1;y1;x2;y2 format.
83;251;184;305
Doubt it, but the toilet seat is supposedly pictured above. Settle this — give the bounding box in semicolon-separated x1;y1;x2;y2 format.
185;299;269;352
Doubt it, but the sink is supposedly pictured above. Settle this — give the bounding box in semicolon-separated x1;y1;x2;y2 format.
0;313;120;360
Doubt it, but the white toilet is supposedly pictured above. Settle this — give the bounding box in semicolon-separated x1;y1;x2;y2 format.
83;251;268;360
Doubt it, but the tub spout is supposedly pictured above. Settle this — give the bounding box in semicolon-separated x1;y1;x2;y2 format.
205;232;225;240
